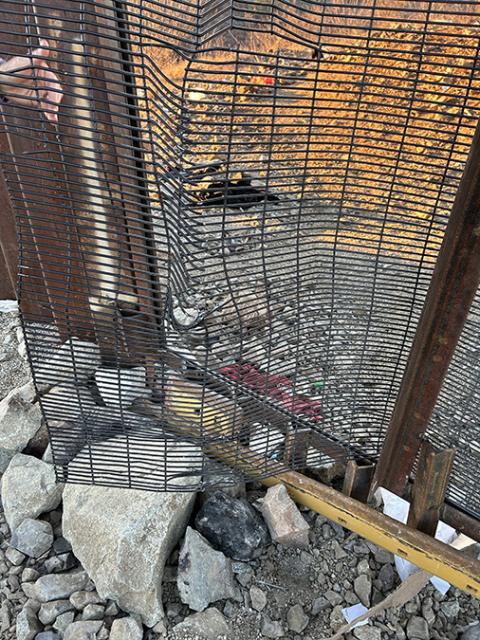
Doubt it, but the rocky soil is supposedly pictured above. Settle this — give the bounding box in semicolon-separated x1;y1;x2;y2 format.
0;301;479;640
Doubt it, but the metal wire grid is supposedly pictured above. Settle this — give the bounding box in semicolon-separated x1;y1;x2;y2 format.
0;1;480;496
426;291;480;521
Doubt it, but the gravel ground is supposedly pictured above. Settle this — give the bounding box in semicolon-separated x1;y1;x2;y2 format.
1;489;479;640
0;304;479;639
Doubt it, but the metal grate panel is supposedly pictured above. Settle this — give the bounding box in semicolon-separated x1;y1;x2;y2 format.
1;1;480;505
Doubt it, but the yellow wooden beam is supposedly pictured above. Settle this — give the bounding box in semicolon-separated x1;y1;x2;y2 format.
135;384;480;599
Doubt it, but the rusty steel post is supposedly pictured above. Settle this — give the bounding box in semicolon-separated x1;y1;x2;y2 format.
0;169;16;299
372;117;480;498
407;442;455;537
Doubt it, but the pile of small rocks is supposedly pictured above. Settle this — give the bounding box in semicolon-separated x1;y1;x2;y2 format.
0;300;479;640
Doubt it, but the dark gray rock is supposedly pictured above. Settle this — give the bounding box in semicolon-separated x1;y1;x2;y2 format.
377;563;395;592
53;537;72;555
195;491;270;561
261;617;284;638
11;518;54;558
311;597;330;615
354;574;372;607
43;552;77;574
233;563;254;587
53;611;75;636
104;601;119;617
325;590;343;607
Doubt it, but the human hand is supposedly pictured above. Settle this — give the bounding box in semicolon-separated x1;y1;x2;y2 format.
0;39;62;123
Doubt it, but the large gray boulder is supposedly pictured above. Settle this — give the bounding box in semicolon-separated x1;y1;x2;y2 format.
62;458;198;627
0;383;43;472
1;454;63;532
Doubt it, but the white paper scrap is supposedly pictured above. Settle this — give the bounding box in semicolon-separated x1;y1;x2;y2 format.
342;604;369;628
0;300;18;313
379;487;457;594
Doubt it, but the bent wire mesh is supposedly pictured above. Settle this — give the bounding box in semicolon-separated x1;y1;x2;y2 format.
1;1;480;506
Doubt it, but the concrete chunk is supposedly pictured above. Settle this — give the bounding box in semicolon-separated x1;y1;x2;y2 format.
260;484;310;548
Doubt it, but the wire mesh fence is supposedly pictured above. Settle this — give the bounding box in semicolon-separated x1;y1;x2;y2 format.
1;1;480;513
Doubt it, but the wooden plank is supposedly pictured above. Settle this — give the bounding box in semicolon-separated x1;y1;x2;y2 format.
407;442;455;537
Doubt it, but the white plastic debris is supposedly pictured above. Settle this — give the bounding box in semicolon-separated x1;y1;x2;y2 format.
379;488;457;594
342;604;369;628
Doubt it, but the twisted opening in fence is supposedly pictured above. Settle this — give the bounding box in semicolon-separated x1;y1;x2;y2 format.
0;1;480;522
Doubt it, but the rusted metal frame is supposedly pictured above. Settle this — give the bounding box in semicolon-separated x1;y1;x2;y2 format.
133;391;480;598
33;0;163;362
372;117;480;497
0;2;92;331
0;158;17;299
442;503;480;542
407;441;455;537
91;0;166;369
343;460;375;503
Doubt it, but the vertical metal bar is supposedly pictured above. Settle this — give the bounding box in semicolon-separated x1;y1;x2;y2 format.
372;117;480;497
0;169;17;299
343;460;375;503
407;441;455;537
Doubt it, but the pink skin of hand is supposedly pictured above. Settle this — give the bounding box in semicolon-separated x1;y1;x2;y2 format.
0;39;62;124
